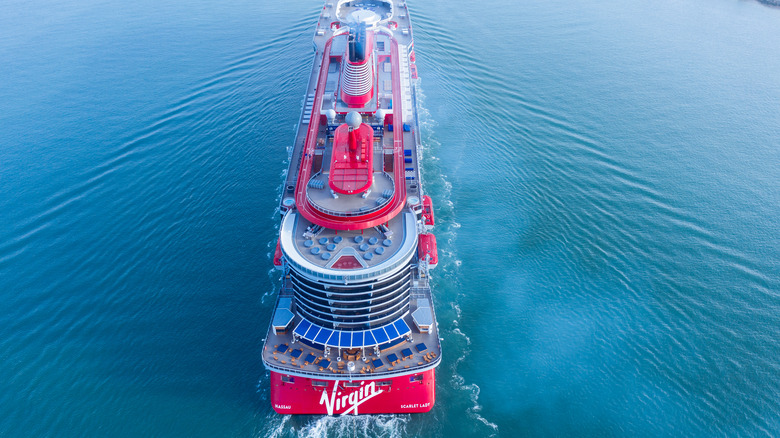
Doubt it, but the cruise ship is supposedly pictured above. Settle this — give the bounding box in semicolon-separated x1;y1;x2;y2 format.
262;0;441;415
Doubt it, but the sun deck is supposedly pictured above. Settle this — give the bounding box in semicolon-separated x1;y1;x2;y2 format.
279;0;419;231
262;277;441;381
284;212;408;270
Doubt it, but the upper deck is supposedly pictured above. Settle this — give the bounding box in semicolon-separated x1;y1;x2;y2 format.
280;0;420;232
262;274;441;381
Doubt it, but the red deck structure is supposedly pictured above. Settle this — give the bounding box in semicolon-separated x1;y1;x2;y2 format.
418;233;438;267
273;238;283;267
294;37;407;231
422;195;435;226
328;123;374;194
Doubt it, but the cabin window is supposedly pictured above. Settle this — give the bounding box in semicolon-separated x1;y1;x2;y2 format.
377;41;385;51
281;376;294;383
377;380;393;387
311;380;328;387
345;382;361;388
410;375;423;383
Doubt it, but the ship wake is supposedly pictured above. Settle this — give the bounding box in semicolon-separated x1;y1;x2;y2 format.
416;83;499;436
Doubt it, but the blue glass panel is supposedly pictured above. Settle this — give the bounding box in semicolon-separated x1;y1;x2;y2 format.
364;330;376;346
339;331;351;347
393;319;410;335
294;319;311;336
372;328;389;344
326;330;339;346
305;324;320;339
315;328;332;344
385;323;399;339
351;331;363;347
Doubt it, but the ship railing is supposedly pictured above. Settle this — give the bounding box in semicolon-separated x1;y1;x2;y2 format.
281;213;418;284
263;353;441;380
305;172;395;218
410;287;428;299
412;266;430;288
286;249;413;283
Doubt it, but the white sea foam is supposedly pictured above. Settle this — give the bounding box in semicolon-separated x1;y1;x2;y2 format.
260;414;290;438
414;85;499;436
296;414;410;438
452;327;471;346
452;303;462;318
466;384;499;433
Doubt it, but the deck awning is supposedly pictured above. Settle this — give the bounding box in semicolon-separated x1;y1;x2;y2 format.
272;297;295;334
293;317;411;348
411;298;433;333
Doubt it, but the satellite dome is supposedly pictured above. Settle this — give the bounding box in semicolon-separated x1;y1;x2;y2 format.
323;108;337;123
346;111;362;129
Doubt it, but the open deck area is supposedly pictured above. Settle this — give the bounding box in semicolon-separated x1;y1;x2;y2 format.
262;280;441;381
290;212;405;269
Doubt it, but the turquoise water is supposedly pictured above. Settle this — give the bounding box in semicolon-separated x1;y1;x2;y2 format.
1;0;779;436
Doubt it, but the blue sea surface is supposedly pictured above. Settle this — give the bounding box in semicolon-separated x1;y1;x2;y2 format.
1;0;779;436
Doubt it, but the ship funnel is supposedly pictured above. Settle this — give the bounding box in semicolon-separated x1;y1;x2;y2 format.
346;111;362;156
348;24;367;62
341;24;374;108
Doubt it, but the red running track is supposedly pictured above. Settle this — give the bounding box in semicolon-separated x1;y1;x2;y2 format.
294;36;408;231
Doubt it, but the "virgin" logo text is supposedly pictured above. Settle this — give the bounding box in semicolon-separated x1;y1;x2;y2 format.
319;380;384;415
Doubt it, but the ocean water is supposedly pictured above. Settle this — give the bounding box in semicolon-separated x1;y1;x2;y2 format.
1;0;779;436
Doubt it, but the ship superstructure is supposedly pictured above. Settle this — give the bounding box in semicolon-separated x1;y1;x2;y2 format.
262;0;440;415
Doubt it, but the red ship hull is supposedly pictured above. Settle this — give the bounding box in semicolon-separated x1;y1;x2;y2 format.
270;369;436;415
